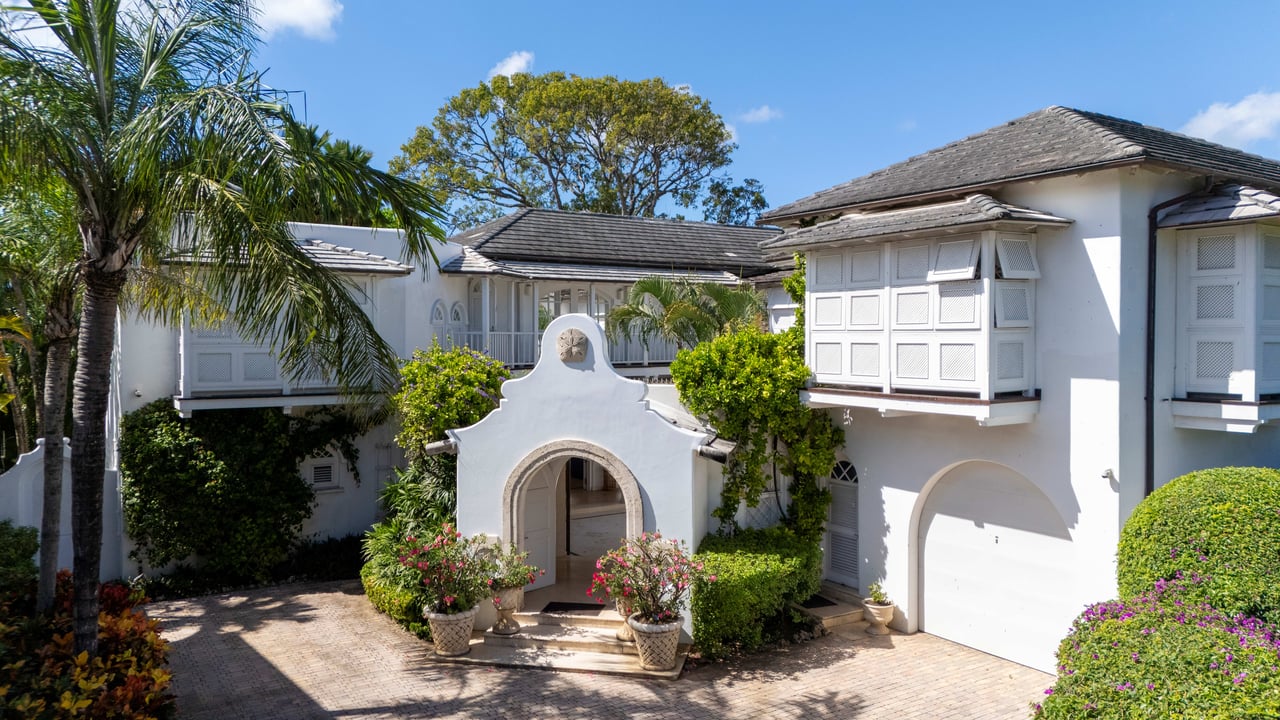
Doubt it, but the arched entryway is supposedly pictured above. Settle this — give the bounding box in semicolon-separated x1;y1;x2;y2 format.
912;460;1076;673
503;440;643;591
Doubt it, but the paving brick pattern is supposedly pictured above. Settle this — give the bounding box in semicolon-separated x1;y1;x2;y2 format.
150;581;1051;720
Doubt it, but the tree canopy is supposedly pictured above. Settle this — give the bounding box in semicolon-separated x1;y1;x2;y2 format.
391;72;764;228
0;0;445;655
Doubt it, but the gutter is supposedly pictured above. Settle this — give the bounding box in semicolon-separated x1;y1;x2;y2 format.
1144;182;1213;497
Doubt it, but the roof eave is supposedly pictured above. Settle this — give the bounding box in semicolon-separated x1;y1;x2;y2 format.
761;156;1149;225
768;217;1071;255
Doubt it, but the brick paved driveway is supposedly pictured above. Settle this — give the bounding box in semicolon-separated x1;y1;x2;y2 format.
150;581;1050;720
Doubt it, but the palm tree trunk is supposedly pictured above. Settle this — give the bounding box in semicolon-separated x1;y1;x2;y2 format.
70;267;125;656
1;353;31;454
36;336;73;612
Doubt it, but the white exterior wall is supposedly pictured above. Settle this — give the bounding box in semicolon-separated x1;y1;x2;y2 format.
453;315;716;554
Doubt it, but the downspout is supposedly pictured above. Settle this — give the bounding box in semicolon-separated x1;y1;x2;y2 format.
1144;182;1212;497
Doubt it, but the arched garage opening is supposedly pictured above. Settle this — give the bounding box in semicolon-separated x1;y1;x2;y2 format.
913;460;1076;673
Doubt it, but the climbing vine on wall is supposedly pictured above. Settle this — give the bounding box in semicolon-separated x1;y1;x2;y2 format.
119;400;365;580
671;291;842;542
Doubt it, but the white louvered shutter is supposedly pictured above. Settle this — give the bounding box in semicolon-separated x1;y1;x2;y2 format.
825;461;860;588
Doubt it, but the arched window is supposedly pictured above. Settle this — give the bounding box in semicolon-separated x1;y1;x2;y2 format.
831;460;858;485
450;302;467;325
430;300;446;326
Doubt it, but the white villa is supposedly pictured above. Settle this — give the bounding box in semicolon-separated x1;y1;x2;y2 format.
5;105;1280;675
762;106;1280;671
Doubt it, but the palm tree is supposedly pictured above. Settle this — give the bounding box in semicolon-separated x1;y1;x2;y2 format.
606;276;765;350
0;0;445;654
0;179;81;612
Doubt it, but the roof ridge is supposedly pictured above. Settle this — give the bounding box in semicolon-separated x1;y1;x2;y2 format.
1049;106;1147;157
521;206;781;233
965;193;1011;219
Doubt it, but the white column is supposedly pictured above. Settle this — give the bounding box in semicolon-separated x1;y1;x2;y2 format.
588;283;597;323
532;282;540;362
481;276;492;353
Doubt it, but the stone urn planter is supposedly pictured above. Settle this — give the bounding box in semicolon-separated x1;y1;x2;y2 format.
628;614;681;671
615;599;634;642
864;601;894;635
490;587;524;636
425;605;480;656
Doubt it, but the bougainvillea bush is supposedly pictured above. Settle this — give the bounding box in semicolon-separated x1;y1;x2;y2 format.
1118;466;1280;624
1035;577;1280;719
0;571;174;718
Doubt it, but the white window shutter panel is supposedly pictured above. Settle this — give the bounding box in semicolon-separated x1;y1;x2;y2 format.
927;237;979;282
995;282;1032;328
996;236;1040;279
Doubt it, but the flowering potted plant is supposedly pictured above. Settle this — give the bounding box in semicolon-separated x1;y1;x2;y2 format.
589;532;712;670
864;581;895;636
398;523;494;656
485;543;542;635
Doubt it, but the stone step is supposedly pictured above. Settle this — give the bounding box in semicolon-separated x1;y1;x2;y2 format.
794;586;867;631
514;608;623;630
485;622;693;657
426;631;687;680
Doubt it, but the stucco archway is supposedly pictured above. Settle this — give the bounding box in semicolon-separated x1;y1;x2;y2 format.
502;439;643;548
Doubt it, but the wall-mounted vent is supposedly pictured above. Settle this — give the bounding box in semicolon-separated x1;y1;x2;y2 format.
243;353;277;381
196;353;232;383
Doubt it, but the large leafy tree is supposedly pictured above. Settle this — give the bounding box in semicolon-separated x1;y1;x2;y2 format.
0;0;445;654
606;276;765;350
391;72;740;228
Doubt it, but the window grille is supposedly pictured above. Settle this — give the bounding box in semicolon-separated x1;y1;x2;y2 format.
1195;341;1234;379
1266;286;1280;323
1264;343;1280;381
1195;284;1235;320
995;284;1032;328
927;237;979;282
850;343;880;377
896;245;930;281
243;353;277;381
940;344;977;382
896;343;929;379
196;353;232;383
813;296;843;326
848;250;881;284
895;292;930;325
996;341;1025;380
938;282;978;325
1196;235;1236;271
813;343;841;374
996;237;1040;279
849;295;880;326
1265;234;1280;270
814;253;843;287
831;460;858;484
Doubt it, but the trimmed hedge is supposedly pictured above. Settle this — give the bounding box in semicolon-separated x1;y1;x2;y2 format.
691;526;823;659
1035;577;1280;719
1118;466;1280;624
360;562;430;639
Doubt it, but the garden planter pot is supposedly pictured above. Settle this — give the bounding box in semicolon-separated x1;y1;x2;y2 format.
864;602;894;635
491;587;524;636
615;600;634;642
425;605;480;656
627;613;681;670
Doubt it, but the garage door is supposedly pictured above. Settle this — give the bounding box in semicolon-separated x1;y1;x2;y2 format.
919;462;1078;673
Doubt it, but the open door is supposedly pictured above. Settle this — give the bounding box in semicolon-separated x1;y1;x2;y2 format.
523;468;556;590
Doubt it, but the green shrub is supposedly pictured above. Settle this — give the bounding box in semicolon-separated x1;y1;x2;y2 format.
691;526;823;658
393;343;508;462
0;520;38;594
671;327;841;541
1118;466;1280;623
120;400;361;582
1035;578;1280;719
0;570;174;718
360;562;429;639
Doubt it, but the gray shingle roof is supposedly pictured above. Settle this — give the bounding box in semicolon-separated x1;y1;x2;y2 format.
762;194;1071;257
299;239;414;275
1157;184;1280;228
763;106;1280;222
441;247;741;283
448;208;780;275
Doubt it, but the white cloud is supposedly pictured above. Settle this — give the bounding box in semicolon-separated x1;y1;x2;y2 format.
725;123;738;142
1182;92;1280;147
740;105;782;124
256;0;344;40
488;50;534;79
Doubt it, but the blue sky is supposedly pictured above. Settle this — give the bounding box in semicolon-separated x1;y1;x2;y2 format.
254;1;1280;218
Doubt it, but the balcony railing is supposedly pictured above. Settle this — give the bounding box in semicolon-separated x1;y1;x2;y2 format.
441;329;680;368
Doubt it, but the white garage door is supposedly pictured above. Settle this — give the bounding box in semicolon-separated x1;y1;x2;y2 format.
919;463;1079;673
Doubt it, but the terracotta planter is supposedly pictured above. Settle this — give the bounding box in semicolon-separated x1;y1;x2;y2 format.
627;613;681;671
425;604;480;656
615;600;634;642
491;587;524;636
864;602;894;635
